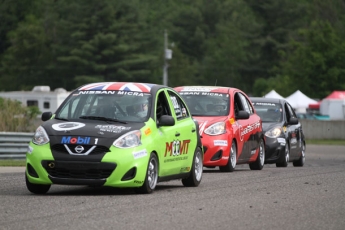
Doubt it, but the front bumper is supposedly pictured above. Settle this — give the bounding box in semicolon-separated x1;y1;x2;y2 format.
26;143;149;188
264;137;286;164
201;134;231;167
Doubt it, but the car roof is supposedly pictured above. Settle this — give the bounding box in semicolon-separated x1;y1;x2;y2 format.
174;86;239;94
250;97;286;104
77;82;162;93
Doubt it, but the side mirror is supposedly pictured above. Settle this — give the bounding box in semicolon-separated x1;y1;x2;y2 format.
41;112;53;121
289;117;299;125
158;115;175;126
236;110;250;120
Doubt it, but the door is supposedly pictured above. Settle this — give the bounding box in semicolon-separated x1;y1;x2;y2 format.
166;90;197;174
284;102;301;159
233;92;253;163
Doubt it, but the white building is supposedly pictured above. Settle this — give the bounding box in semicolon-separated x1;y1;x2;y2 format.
0;86;70;113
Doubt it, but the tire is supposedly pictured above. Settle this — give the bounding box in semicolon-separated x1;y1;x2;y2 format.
182;147;203;187
135;153;158;194
219;141;237;172
293;142;305;167
276;143;289;167
249;139;265;170
25;173;50;194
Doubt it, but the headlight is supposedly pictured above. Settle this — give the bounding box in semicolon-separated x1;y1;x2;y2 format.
204;122;226;135
32;126;50;145
265;127;282;138
113;130;141;148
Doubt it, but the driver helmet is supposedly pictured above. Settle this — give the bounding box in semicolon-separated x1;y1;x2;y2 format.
133;98;149;118
214;99;227;111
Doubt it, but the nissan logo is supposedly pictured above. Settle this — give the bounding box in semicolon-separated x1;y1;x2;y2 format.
75;145;84;153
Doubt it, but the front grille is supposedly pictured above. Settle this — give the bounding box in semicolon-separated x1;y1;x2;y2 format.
42;160;116;179
51;144;109;155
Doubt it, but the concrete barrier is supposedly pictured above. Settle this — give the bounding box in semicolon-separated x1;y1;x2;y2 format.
300;120;345;140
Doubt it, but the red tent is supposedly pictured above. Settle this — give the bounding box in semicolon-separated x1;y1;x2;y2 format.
325;91;345;99
308;91;345;109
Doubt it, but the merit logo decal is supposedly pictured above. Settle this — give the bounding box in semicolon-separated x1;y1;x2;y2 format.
164;140;191;157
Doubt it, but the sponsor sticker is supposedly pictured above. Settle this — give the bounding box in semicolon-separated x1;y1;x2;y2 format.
214;140;228;146
133;150;148;159
180;167;191;172
277;138;286;146
144;128;151;136
253;102;276;106
52;122;85;131
27;146;33;154
239;121;261;141
165;139;191;157
61;136;91;144
180;87;215;92
277;138;286;143
95;125;131;133
198;121;208;136
78;90;150;97
229;118;235;125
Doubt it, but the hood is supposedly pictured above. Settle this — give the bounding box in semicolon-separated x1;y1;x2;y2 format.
41;119;145;147
262;122;284;132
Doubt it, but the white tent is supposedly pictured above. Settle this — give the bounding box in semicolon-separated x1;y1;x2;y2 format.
264;90;284;99
285;90;317;113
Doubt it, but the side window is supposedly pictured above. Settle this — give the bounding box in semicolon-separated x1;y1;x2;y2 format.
239;93;254;114
168;91;189;120
234;93;244;116
285;103;296;120
156;91;171;121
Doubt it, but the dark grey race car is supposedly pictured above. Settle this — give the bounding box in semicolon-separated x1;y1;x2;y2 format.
250;97;305;167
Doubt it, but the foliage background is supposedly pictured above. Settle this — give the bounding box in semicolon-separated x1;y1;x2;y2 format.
1;0;345;100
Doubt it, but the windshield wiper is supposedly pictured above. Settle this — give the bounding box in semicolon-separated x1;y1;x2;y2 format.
55;116;69;121
79;116;127;124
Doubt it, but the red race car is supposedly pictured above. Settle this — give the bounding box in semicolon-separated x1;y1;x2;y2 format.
175;86;265;172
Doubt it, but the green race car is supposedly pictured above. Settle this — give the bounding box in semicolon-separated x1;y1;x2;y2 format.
26;82;203;194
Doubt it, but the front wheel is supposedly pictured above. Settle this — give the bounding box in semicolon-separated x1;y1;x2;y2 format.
249;139;265;170
182;147;203;187
135;153;158;194
25;173;50;194
293;142;305;167
276;143;289;167
219;141;237;172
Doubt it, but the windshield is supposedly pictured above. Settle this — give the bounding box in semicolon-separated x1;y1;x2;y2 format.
56;90;151;122
252;102;283;123
179;92;230;116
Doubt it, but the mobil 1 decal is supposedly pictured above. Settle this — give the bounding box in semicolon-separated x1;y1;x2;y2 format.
164;139;190;163
60;136;96;145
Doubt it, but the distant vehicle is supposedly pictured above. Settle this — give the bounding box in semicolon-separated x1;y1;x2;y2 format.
175;86;265;172
26;82;203;194
250;97;306;167
297;113;330;121
296;113;316;120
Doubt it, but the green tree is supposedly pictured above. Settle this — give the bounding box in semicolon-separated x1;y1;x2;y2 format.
278;20;345;98
56;0;161;87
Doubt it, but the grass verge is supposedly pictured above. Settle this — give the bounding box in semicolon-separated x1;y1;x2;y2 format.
306;139;345;145
0;159;26;167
